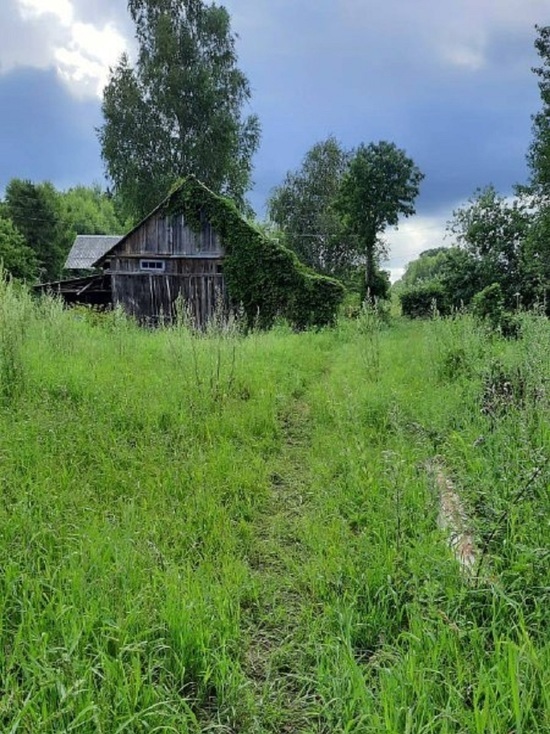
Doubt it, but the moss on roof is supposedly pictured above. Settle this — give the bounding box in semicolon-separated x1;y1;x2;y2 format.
164;176;345;329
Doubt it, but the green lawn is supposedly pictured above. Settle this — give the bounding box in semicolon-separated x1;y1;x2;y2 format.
0;281;549;732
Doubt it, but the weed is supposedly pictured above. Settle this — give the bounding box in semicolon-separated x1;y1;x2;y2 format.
0;285;548;731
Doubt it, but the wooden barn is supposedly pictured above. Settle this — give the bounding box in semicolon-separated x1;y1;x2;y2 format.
40;179;228;326
97;185;225;326
38;177;345;329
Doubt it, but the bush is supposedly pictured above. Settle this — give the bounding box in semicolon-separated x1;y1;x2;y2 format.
472;283;520;338
361;269;391;302
399;282;449;318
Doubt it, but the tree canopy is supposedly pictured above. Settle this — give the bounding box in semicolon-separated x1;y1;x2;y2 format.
398;247;454;289
267;137;352;277
399;26;550;320
398;188;538;318
4;180;66;282
528;25;550;196
99;0;261;220
59;185;130;239
0;217;38;281
335;141;424;298
448;185;531;309
0;180;127;282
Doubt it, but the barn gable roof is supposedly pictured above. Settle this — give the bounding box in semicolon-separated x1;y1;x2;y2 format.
91;176;232;268
65;235;123;270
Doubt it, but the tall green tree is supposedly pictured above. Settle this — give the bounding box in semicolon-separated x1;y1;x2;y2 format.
397;247;452;288
4;180;65;281
59;185;129;238
521;205;550;310
267;137;353;277
335;141;424;298
527;25;550;195
447;185;531;309
0;217;38;281
99;0;261;220
523;25;550;311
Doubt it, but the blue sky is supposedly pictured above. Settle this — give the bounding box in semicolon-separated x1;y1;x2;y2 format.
0;0;547;277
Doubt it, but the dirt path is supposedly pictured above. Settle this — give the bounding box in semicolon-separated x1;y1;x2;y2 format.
242;391;320;732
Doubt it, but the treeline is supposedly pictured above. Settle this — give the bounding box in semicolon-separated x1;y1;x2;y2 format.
267;138;423;298
98;0;424;301
0;181;129;282
0;0;425;298
397;25;550;322
396;187;550;320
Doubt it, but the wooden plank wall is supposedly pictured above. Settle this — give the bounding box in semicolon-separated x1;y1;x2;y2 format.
108;206;227;326
118;210;224;258
111;259;226;327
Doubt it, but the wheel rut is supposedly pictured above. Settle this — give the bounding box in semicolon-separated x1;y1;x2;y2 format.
242;389;321;732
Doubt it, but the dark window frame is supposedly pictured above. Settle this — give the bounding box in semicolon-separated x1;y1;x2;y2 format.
139;259;165;273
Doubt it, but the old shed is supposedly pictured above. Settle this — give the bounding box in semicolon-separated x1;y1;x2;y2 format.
38;177;345;329
96;181;225;325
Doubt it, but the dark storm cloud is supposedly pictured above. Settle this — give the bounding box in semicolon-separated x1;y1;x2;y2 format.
0;0;546;225
223;0;543;215
0;67;104;192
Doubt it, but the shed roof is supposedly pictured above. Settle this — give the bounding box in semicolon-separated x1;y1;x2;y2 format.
89;174;242;267
65;234;123;270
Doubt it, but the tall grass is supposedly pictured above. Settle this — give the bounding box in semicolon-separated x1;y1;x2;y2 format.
0;284;548;731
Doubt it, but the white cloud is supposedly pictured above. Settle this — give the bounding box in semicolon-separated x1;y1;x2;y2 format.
18;0;74;25
383;212;450;279
387;267;405;284
11;0;128;97
442;41;486;71
55;20;127;97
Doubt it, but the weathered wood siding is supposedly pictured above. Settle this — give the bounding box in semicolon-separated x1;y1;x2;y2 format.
117;210;224;257
111;258;226;326
106;206;227;326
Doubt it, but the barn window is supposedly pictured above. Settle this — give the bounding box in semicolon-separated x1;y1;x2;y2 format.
140;259;165;272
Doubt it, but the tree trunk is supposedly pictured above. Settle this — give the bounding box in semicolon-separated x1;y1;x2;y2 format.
364;231;377;301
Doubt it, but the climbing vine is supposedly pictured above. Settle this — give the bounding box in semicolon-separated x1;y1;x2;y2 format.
164;176;345;328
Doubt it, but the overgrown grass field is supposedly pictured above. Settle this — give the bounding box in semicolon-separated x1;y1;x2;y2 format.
0;280;549;732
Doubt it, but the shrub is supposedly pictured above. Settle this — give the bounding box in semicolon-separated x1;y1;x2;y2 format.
399;282;449;318
472;283;520;338
360;268;390;302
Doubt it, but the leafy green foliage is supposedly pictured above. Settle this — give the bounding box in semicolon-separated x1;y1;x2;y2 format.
527;25;550;195
522;204;550;312
398;25;550;319
399;281;449;318
166;177;345;329
0;217;38;281
267;137;353;278
400;186;539;318
4;179;66;281
2;180;129;282
448;185;531;309
520;25;550;312
399;247;453;288
438;247;485;309
471;282;505;322
335;141;424;296
59;185;129;238
472;283;520;337
99;0;260;220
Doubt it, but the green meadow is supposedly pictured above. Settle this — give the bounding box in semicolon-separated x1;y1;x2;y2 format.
0;279;549;732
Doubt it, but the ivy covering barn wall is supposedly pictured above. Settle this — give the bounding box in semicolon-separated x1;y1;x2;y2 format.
164;176;345;328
